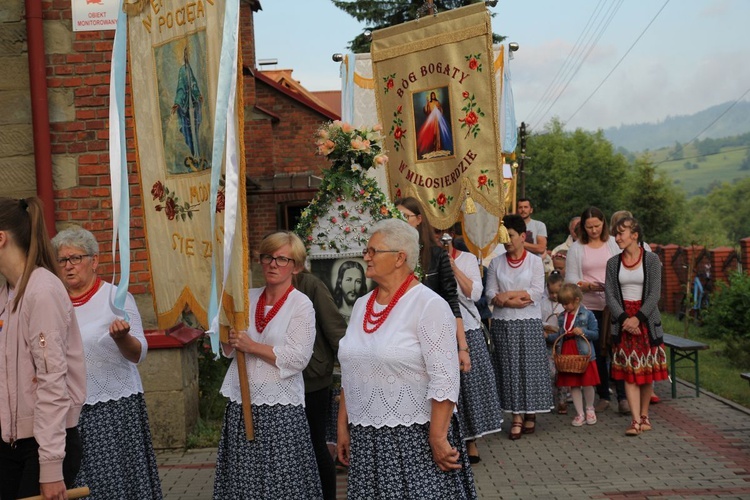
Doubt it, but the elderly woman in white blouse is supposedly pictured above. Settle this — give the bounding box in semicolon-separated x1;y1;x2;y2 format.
214;231;322;499
52;227;162;499
337;219;476;499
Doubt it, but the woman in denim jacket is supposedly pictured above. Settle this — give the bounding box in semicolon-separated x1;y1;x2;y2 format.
547;283;600;427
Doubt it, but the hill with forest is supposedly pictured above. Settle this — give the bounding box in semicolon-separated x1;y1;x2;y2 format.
602;100;750;152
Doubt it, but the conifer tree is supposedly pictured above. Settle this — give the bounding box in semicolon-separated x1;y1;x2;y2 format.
332;0;504;52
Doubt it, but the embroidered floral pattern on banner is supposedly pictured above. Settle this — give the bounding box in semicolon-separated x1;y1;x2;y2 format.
371;3;503;229
127;0;248;329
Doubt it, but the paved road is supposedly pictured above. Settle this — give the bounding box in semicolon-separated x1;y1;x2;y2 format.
157;380;750;499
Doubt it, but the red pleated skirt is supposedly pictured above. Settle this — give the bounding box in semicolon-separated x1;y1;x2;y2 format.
610;300;669;385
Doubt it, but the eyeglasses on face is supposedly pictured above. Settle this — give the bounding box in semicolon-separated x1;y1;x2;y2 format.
400;211;418;219
362;247;400;258
57;254;90;266
259;254;294;267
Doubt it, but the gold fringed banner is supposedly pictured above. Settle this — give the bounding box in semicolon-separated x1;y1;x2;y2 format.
127;0;249;331
371;3;503;229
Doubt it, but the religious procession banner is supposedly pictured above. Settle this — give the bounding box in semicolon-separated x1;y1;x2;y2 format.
371;3;504;231
126;0;248;332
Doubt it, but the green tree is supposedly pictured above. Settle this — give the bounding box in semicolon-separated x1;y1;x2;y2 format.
621;158;685;244
671;141;684;160
332;0;504;52
523;119;630;246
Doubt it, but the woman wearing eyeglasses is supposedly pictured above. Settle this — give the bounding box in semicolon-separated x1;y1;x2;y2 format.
51;226;162;499
214;231;322;499
337;219;476;499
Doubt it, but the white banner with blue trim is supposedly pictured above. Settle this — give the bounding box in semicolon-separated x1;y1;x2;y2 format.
121;0;249;340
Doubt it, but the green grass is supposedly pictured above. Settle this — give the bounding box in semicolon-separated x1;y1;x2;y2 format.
647;144;750;197
186;417;223;449
662;313;750;408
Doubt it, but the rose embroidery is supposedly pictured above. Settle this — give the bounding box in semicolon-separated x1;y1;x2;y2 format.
465;53;482;72
428;192;454;213
151;180;200;221
459;92;485;139
476;169;495;192
383;73;396;94
389;105;406;151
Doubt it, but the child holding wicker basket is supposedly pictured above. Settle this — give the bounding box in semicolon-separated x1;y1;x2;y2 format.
548;283;601;427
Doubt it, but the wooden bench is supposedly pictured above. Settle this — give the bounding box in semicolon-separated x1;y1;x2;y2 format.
663;333;710;398
742;373;750;386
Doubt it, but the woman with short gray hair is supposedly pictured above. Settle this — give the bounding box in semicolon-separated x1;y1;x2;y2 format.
337;218;477;498
51;226;162;499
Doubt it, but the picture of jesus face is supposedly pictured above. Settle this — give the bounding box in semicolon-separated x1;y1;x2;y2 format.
333;260;367;310
340;267;364;306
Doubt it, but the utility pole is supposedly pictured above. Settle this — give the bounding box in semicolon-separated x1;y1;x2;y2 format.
518;121;527;199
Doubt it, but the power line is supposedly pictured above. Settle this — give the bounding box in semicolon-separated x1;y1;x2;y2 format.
525;0;607;125
530;0;624;130
655;85;750;166
564;0;670;126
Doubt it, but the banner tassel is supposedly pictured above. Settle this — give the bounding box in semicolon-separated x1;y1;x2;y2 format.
497;219;510;244
464;191;476;214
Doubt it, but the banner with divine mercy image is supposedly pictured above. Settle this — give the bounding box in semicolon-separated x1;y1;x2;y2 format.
371;3;504;230
127;0;249;331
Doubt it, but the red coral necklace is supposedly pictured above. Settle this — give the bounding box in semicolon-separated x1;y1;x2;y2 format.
363;273;415;334
70;276;102;307
255;284;294;333
622;247;643;269
506;250;527;269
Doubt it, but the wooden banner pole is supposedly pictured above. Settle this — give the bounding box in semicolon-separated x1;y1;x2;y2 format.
236;350;254;440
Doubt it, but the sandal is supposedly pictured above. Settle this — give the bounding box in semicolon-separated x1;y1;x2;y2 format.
625;420;641;436
522;414;536;434
640;415;652;432
509;421;523;440
466;440;481;464
557;402;568;415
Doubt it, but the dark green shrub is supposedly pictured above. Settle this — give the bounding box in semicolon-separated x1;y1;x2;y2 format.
702;271;750;368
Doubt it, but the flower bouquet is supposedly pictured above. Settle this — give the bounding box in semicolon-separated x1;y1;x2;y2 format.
297;121;402;258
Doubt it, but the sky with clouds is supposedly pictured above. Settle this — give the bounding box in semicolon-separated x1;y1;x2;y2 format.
254;0;750;132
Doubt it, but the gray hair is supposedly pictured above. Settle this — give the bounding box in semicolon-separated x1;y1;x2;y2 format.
51;226;99;255
370;218;419;270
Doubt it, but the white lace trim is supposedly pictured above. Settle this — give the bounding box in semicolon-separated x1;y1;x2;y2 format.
220;289;315;407
74;283;146;405
339;285;459;428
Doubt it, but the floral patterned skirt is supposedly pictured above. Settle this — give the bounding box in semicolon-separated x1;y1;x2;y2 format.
347;416;476;500
611;300;669;385
214;402;323;499
73;393;162;500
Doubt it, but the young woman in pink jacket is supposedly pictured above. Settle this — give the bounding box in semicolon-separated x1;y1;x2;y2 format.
0;197;86;500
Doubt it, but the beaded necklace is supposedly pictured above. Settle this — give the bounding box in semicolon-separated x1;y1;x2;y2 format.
506;250;527;269
363;273;415;334
255;284;294;333
70;276;102;307
622;247;643;270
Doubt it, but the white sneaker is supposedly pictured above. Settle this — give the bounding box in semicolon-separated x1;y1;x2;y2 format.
585;407;597;425
572;414;585;427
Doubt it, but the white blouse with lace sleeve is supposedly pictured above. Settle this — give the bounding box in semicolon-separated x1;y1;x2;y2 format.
74;282;147;405
339;284;459;428
486;252;545;321
220;288;315;407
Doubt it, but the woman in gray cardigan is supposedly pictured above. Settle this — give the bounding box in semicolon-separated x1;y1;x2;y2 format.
605;217;669;437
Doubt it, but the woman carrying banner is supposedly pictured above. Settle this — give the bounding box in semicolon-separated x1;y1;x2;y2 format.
337;219;476;499
214;231;322;499
51;227;162;499
0;197;86;500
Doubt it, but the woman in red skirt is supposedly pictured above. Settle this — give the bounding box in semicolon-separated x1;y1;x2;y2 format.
605;217;669;436
548;283;600;427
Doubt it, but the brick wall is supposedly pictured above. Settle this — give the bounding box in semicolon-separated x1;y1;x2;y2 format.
651;242;747;314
